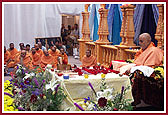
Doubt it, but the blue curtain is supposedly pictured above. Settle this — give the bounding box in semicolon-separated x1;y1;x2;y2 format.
133;4;145;45
140;4;157;46
107;4;115;43
88;4;99;41
107;4;122;45
93;7;99;41
134;4;159;45
89;4;95;41
152;4;159;25
111;5;122;45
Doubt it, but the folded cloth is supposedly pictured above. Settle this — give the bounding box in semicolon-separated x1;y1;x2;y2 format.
130;66;154;77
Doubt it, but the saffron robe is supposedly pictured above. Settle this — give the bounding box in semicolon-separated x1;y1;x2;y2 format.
30;53;41;66
15;54;33;70
81;55;97;67
4;50;11;65
40;54;56;68
134;46;163;67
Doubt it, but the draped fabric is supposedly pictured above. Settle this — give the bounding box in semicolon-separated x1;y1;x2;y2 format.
4;4;84;49
133;4;145;45
88;4;95;41
152;4;159;25
134;4;159;45
140;5;157;46
88;4;99;41
107;4;115;43
107;4;122;44
93;6;99;41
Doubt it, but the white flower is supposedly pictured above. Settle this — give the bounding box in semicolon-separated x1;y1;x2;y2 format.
30;72;35;77
46;64;52;69
45;80;58;91
96;88;114;101
16;69;21;74
87;103;95;110
23;73;31;80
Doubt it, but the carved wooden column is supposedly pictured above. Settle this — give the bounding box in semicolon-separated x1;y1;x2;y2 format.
95;4;111;64
124;4;135;46
115;4;139;60
78;4;92;60
155;4;164;48
120;5;127;45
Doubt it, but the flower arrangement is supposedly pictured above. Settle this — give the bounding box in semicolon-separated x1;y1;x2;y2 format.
4;64;66;111
74;76;133;111
4;80;18;111
153;66;164;80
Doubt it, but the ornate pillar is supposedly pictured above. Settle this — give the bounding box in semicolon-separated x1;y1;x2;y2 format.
124;4;135;46
95;4;111;63
155;4;164;48
96;4;109;42
78;4;92;60
120;5;126;45
115;4;139;60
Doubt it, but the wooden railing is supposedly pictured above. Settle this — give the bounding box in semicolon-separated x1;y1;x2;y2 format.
99;45;118;68
124;49;138;59
85;42;96;56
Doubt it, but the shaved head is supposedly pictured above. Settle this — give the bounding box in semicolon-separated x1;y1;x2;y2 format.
34;44;39;51
21;49;26;58
139;33;152;51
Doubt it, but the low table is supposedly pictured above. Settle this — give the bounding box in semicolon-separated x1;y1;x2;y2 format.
58;72;133;110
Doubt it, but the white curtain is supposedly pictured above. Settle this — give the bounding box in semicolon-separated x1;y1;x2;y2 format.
4;4;84;49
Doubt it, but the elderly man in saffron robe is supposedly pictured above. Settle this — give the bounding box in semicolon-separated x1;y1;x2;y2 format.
133;33;163;67
15;49;33;70
40;50;56;69
117;33;163;73
81;50;97;67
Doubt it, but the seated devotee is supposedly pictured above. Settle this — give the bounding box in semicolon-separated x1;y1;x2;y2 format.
18;42;24;51
26;44;31;54
34;44;43;57
4;46;11;65
7;43;18;68
113;33;164;73
38;42;46;51
133;33;163;67
30;47;41;67
57;48;71;70
81;50;97;67
15;49;33;70
40;50;57;69
48;45;60;64
58;48;68;65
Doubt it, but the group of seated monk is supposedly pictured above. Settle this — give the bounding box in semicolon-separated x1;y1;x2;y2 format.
4;42;68;72
4;33;164;76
